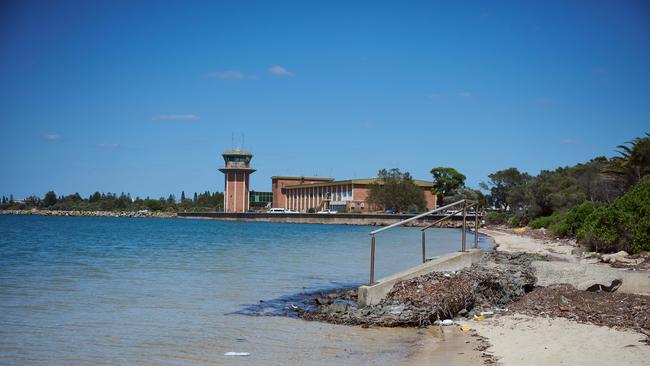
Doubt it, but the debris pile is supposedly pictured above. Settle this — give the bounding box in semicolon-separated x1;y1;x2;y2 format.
509;284;650;335
301;253;537;327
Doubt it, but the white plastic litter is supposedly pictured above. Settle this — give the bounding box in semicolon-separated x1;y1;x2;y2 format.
225;352;251;356
441;319;454;326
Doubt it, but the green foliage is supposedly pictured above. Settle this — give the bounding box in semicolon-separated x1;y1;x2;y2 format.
484;211;511;225
548;202;597;238
368;168;426;212
430;167;466;205
42;191;58;208
307;207;316;213
577;177;650;253
528;214;558;229
507;212;528;227
2;190;225;212
604;133;650;189
481;168;530;211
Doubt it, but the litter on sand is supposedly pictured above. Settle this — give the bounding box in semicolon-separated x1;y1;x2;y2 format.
459;324;471;332
224;352;251;356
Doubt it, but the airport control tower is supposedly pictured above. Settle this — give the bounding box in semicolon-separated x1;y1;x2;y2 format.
218;150;255;213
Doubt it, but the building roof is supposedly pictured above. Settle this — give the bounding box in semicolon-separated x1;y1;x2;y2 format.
271;176;335;181
222;150;253;156
284;178;433;189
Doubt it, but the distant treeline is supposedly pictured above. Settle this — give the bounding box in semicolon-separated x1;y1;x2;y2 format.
0;191;224;212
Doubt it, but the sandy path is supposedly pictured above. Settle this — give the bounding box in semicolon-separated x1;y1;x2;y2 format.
481;228;576;259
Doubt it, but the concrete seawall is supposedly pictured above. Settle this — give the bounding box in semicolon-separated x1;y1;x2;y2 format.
358;249;484;306
177;212;471;227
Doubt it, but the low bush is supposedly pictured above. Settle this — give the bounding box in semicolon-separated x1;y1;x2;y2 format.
485;212;510;225
549;202;597;238
528;214;558;229
508;212;528;228
577;178;650;253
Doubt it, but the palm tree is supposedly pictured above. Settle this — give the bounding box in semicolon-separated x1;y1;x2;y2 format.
604;133;650;188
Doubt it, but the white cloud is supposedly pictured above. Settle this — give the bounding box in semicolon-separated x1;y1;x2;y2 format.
268;65;294;76
207;70;246;80
45;134;62;141
96;143;120;149
457;91;472;97
150;114;201;121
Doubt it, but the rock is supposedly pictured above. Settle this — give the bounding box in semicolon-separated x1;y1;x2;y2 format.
385;304;405;315
315;297;330;305
600;251;630;263
328;300;350;313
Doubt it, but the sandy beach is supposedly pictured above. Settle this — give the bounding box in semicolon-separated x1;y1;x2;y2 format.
460;228;650;366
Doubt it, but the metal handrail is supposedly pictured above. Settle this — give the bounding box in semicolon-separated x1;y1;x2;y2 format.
367;199;480;285
420;202;480;264
369;199;469;235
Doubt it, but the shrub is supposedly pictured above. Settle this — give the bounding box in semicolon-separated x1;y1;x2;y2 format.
529;214;558;229
577;178;650;253
508;212;528;227
550;202;597;238
485;212;511;225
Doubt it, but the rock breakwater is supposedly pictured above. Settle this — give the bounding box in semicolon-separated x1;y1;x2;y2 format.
0;209;176;218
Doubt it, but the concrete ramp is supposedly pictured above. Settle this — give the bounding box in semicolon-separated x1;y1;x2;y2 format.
358;249;484;306
532;261;650;295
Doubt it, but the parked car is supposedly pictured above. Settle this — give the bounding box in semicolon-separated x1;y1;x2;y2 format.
285;209;299;214
384;209;397;214
317;209;338;214
267;208;287;213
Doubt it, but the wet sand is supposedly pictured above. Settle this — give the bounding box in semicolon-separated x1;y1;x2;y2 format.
406;327;484;366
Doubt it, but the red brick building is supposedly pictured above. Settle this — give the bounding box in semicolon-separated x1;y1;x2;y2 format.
271;176;436;212
218;150;255;213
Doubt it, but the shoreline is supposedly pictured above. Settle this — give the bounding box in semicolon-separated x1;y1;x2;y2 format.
1;209;470;227
285;227;649;365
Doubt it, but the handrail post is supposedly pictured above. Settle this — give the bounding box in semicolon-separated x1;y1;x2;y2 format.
473;206;479;249
461;201;467;252
421;231;426;263
370;234;376;285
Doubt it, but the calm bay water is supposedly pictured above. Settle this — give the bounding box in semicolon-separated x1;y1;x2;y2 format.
0;215;492;365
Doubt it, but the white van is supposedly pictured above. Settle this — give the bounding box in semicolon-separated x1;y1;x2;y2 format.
267;208;287;213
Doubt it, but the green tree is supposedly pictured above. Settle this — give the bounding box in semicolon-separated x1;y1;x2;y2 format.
430;167;466;205
605;133;650;188
481;168;529;211
368;168;426;212
42;191;58;207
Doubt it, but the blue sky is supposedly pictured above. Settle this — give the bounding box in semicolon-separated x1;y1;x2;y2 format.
1;0;649;199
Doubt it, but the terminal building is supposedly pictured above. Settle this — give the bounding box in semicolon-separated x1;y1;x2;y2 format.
219;149;437;213
271;176;437;212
